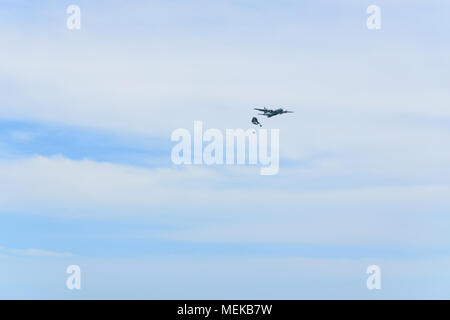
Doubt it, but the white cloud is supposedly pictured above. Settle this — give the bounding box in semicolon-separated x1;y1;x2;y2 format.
0;0;449;137
0;0;449;251
0;245;72;258
1;0;449;299
1;27;450;178
1;155;450;246
1;155;450;212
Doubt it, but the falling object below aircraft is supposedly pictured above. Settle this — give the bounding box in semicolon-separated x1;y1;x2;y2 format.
251;117;262;127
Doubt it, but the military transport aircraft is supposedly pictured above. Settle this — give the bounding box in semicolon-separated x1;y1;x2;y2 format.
254;107;294;118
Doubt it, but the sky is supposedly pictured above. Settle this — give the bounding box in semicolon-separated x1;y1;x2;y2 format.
1;0;450;299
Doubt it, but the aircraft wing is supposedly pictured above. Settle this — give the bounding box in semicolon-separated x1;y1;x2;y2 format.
254;108;268;112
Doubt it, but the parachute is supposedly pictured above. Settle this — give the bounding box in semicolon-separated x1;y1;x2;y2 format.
251;117;262;127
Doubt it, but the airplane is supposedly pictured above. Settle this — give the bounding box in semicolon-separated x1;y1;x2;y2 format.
254;107;294;118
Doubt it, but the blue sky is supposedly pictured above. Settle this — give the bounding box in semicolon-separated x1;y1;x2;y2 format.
1;0;450;299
